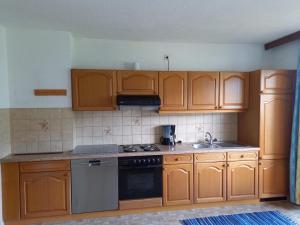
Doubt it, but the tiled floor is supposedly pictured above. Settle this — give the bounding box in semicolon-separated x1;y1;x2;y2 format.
42;201;300;225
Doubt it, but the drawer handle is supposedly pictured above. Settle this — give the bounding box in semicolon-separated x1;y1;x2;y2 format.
175;158;179;161
240;155;244;158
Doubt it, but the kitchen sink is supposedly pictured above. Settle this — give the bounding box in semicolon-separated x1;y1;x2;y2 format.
192;143;220;149
192;142;245;149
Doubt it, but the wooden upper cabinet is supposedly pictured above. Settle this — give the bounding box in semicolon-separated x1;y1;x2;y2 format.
261;70;295;94
194;162;226;203
71;69;116;111
260;94;293;159
117;71;158;95
259;159;288;198
163;164;193;206
227;160;258;200
188;72;219;110
20;171;71;219
159;72;187;110
219;72;249;110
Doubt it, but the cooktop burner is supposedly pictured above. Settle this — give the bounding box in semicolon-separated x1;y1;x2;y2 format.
119;144;161;153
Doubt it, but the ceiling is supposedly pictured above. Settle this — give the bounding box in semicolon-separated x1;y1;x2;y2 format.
0;0;299;43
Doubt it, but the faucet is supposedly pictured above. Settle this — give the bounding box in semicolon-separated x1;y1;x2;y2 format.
205;132;218;145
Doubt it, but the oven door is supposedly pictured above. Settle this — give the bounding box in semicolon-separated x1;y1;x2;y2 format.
119;165;162;200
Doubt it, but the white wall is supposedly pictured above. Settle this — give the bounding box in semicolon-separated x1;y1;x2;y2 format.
73;37;265;71
6;28;73;108
263;41;300;69
0;26;9;108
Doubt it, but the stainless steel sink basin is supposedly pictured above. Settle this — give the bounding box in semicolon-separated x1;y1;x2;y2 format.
192;143;220;149
192;142;245;150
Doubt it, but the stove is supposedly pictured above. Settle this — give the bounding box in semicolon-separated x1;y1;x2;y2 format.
119;144;161;153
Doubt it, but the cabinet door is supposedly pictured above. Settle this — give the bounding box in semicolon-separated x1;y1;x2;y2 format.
261;70;295;94
20;171;71;219
219;72;249;109
259;159;288;198
71;69;116;111
159;72;187;110
188;72;219;110
227;161;258;200
260;94;293;159
117;71;158;95
194;162;226;203
163;164;193;206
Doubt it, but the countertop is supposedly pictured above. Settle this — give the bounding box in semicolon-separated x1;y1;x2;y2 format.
0;143;260;163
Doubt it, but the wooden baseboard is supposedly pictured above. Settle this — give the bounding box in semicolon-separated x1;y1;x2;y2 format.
6;199;261;225
119;198;162;210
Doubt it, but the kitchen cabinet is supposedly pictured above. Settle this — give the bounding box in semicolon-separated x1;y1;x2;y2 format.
20;171;71;219
260;94;293;159
188;72;219;110
71;69;117;111
219;72;249;110
19;160;71;219
259;159;288;198
163;154;193;206
227;160;258;200
260;70;295;94
238;70;295;200
194;162;226;203
159;72;188;111
117;71;158;95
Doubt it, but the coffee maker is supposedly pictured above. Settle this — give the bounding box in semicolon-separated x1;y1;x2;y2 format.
161;125;176;145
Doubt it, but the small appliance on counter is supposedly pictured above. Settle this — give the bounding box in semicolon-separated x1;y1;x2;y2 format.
160;125;176;145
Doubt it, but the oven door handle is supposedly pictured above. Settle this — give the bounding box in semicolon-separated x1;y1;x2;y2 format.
119;165;162;170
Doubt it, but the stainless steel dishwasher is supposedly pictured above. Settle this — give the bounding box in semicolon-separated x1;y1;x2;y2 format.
71;158;118;213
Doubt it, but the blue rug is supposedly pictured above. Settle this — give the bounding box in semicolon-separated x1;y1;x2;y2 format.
181;211;297;225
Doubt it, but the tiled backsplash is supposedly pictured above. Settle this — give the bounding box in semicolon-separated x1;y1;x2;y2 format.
0;109;11;158
10;107;237;154
10;108;75;154
75;107;237;146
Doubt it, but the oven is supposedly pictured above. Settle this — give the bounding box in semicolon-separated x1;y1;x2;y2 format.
118;155;162;200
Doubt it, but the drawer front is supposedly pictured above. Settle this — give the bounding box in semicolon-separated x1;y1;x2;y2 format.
164;154;193;164
20;160;70;173
227;151;258;161
194;152;226;162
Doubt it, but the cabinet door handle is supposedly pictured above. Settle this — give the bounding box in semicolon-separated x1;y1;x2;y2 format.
219;106;222;109
215;106;218;109
222;164;225;167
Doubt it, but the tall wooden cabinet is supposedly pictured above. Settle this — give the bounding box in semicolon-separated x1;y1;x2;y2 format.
71;69;117;111
238;70;295;199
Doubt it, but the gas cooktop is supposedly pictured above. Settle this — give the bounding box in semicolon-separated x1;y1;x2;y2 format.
119;144;161;153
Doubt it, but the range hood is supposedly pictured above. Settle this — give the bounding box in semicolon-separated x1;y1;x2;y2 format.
117;95;161;106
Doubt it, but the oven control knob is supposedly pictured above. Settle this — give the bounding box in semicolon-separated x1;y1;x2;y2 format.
142;159;146;164
147;159;151;163
157;158;161;163
138;159;142;164
133;159;137;164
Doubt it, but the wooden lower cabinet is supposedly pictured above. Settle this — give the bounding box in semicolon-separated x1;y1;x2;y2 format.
194;162;226;203
163;163;193;206
259;159;288;198
20;171;71;219
227;161;258;200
